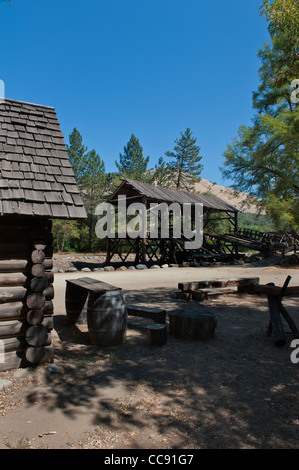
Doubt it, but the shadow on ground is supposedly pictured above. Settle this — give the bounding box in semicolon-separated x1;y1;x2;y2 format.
26;287;299;449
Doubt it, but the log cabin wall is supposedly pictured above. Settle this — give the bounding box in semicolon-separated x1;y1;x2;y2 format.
0;216;55;371
0;98;87;370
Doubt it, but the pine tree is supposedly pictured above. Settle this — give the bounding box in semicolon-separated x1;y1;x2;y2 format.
153;157;173;187
115;133;150;182
81;149;107;251
165;128;203;191
67;128;88;187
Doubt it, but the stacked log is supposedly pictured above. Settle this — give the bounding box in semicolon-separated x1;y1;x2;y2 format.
0;217;55;371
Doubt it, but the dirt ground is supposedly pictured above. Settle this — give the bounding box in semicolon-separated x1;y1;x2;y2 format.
0;257;299;450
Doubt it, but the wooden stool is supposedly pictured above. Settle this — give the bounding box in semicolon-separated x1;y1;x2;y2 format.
168;310;217;340
146;324;167;346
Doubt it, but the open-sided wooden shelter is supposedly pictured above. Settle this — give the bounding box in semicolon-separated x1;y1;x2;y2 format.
106;178;239;266
0;98;86;371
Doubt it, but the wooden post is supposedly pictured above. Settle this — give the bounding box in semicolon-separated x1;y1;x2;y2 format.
267;293;286;346
141;238;147;265
105;238;111;266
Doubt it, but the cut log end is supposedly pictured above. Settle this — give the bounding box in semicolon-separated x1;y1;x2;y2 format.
146;324;167;346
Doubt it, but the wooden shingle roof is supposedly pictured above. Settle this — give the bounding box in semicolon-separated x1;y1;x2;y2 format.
0;98;86;219
108;178;239;212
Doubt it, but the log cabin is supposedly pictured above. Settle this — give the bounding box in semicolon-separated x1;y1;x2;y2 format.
0;98;86;371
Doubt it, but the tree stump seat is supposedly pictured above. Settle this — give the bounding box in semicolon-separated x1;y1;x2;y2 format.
146;324;167;346
168;309;217;341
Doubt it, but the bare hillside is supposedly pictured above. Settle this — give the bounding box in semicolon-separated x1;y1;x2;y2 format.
195;178;263;214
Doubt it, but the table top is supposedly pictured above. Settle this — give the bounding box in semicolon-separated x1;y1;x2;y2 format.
66;277;121;293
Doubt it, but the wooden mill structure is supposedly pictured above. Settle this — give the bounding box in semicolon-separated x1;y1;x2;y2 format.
105;178;239;266
0;98;86;371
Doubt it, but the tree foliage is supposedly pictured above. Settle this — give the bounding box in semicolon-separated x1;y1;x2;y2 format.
115;133;150;182
165;128;203;191
260;0;299;85
222;0;299;232
67;127;88;188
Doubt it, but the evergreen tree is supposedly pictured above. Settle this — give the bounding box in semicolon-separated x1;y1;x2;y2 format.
165;128;203;191
115;133;150;182
153;157;173;187
81;149;107;252
67;128;88;187
222;0;299;231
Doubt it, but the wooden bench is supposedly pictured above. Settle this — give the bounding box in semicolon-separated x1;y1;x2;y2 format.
126;304;166;324
65;277;121;323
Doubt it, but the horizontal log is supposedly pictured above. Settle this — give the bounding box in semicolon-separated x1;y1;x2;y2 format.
25;345;54;366
0;273;28;287
1;336;26;353
0;286;53;305
126;304;166;324
0;319;26;338
0;300;53;322
0;257;53;273
0;301;25;320
242;284;299;297
0;287;27;304
0;259;28;272
178;277;260;292
0;316;53;339
0;350;27;372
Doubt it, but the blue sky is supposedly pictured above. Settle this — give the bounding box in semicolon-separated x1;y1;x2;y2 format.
0;0;270;185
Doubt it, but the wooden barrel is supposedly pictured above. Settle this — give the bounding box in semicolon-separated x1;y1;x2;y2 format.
87;290;127;346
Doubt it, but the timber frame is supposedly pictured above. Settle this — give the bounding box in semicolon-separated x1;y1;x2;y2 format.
105;179;239;266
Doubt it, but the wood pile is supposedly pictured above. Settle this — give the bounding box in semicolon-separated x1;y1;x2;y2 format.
0;217;54;371
176;277;260;301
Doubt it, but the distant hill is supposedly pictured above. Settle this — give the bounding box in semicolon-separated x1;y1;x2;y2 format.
194;178;264;214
